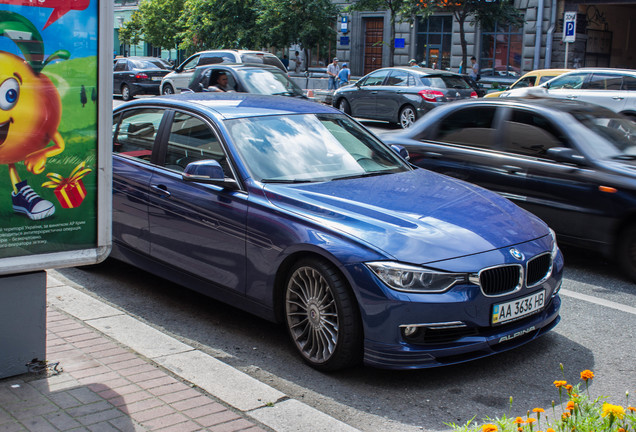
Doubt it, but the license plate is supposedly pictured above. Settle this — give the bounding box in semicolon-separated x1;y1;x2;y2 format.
152;76;162;81
492;290;545;325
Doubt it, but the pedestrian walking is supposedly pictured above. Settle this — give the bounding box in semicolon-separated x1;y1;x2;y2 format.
470;56;480;81
294;51;302;73
337;63;350;87
408;59;420;67
327;57;340;90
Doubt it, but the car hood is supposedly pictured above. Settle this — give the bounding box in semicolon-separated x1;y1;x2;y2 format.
262;169;548;264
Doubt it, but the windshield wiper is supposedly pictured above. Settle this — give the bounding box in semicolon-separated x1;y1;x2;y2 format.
261;178;317;183
612;154;636;160
272;91;294;96
332;171;390;181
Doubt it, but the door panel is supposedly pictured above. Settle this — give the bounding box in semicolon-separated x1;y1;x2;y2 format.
363;18;383;75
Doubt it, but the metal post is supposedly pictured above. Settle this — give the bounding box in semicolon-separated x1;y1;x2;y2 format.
564;42;569;68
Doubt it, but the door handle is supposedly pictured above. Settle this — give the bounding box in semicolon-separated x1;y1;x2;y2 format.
371;91;378;94
502;165;522;173
566;95;577;99
424;151;443;158
150;184;171;197
612;96;625;100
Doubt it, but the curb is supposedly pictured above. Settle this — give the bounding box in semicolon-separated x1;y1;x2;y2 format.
46;270;360;432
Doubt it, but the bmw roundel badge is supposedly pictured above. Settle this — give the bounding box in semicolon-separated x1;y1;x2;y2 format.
509;248;524;260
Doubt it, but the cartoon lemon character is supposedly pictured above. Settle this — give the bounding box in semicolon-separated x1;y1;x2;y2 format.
0;11;69;220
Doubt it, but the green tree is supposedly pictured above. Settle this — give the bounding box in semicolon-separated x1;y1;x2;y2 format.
125;0;185;52
258;0;339;71
179;0;262;52
410;0;524;70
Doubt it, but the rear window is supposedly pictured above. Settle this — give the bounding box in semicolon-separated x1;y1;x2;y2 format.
131;59;170;70
420;75;471;89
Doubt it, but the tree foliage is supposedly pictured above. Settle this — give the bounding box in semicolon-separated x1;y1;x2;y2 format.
257;0;339;70
133;0;185;50
118;11;143;47
179;0;262;52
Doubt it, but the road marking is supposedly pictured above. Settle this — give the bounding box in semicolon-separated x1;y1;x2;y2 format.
560;289;636;316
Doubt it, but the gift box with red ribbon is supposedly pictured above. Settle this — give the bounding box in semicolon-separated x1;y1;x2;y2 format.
42;162;92;209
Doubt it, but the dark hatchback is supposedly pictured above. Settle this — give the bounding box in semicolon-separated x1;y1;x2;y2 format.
111;93;562;370
382;97;636;280
113;56;173;101
332;67;477;129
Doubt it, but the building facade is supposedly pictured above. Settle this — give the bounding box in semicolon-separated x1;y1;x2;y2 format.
334;0;636;82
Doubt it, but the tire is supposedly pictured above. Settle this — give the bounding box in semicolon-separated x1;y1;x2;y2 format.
399;105;417;129
121;84;132;101
284;258;362;371
617;225;636;281
162;84;175;95
338;98;351;115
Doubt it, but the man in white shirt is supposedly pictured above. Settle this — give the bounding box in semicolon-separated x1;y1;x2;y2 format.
327;57;340;90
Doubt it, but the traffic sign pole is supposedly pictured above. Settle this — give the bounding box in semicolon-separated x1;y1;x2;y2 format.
563;11;577;68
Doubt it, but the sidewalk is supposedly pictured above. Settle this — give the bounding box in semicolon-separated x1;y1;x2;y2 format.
0;271;360;432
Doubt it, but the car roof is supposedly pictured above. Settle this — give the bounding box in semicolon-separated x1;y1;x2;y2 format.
378;66;463;76
559;67;636;75
194;63;282;72
446;96;616;115
115;93;339;120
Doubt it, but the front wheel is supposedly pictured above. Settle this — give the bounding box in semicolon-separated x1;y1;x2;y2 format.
121;84;132;101
162;84;175;95
617;225;636;281
338;98;351;115
284;258;362;371
399;105;417;129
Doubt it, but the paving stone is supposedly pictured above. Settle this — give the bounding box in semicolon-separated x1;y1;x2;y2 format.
195;410;240;428
44;411;82;430
143;412;188;430
75;409;126;427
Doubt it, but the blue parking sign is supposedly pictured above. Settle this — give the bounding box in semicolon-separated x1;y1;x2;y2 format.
563;12;576;43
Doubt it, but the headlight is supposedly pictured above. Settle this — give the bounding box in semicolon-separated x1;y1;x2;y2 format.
549;228;559;257
366;261;466;293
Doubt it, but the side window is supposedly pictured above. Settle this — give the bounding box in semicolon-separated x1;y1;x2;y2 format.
113;109;164;161
181;55;200;71
436;107;498;148
114;60;127;72
362;70;390;86
164;112;230;176
586;73;622;90
386;70;409;86
511;76;535;89
623;76;636;91
548;73;587;90
502;109;565;156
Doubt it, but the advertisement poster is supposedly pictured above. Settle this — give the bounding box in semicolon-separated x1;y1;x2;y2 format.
0;0;110;271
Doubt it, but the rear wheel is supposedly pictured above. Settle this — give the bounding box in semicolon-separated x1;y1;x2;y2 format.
284;258;362;371
121;84;132;101
399;105;417;128
338;98;351;115
617;225;636;281
162;84;175;95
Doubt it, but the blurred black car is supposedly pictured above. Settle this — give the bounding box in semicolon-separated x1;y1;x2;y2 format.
113;56;172;101
332;67;478;129
382;97;636;280
185;63;306;98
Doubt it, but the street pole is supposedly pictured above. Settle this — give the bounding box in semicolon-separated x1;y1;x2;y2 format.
564;42;569;68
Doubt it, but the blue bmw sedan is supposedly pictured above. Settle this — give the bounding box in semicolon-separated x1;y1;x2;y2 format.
112;93;563;371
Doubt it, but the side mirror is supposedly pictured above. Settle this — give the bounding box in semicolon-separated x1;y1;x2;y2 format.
546;147;585;165
182;160;239;190
544;82;551;89
390;144;410;161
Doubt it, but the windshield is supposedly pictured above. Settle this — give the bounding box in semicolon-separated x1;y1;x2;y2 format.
572;110;636;157
131;59;170;70
225;113;411;182
237;69;304;96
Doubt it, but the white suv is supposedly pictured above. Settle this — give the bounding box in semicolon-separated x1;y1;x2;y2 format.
503;68;636;120
160;50;287;95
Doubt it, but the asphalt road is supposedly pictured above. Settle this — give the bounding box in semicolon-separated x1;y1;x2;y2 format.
102;97;636;431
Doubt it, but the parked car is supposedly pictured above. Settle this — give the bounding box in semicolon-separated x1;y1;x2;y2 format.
111;93;562;371
160;50;286;95
185;63;306;98
113;56;173;101
485;68;572;98
502;68;636;119
382;97;636;280
332;67;478;129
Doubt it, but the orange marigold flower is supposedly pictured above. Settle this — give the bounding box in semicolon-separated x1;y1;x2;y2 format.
565;384;573;392
514;417;525;424
517;428;523;432
527;418;537;424
580;370;594;381
554;380;567;388
602;403;625;419
618;428;626;432
628;406;636;412
562;412;571;419
481;424;498;432
567;401;575;410
533;408;545;413
547;429;556;432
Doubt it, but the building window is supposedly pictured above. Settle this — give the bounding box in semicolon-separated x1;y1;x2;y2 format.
416;16;452;70
480;24;523;78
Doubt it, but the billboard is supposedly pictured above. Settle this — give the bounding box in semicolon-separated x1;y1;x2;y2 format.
0;0;111;274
